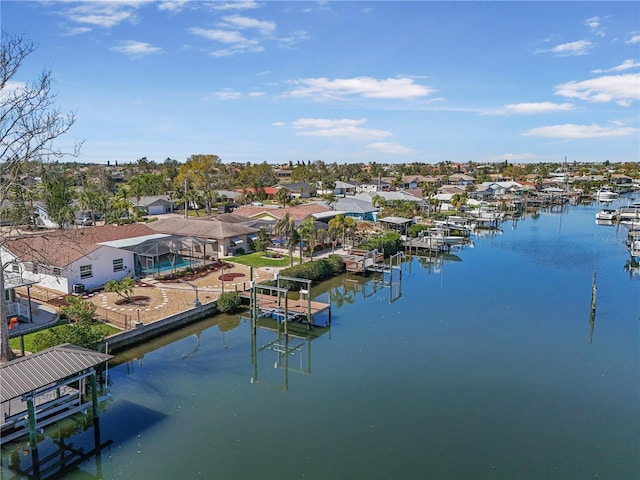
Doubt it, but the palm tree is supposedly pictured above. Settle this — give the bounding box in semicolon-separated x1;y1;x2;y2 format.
275;187;291;207
273;213;297;266
109;190;135;224
298;217;317;260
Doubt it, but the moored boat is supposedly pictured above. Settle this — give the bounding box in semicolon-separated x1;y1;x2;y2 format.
594;187;618;201
595;208;617;221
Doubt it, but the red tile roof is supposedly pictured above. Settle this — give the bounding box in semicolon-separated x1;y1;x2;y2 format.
4;224;157;267
233;203;329;221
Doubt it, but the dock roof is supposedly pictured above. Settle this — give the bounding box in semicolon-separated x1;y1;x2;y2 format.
1;344;112;403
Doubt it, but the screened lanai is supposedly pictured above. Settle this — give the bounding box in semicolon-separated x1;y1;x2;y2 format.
100;234;217;278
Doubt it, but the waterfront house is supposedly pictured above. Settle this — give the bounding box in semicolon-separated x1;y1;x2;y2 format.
0;224;161;294
232;204;330;223
314;196;378;222
147;216;261;257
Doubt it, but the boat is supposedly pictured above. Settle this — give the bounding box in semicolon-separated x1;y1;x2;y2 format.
595;208;617;221
594;187;618;201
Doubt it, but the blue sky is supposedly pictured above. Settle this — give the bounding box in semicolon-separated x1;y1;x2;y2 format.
3;1;639;165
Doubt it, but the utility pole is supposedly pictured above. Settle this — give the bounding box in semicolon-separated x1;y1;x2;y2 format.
184;177;188;219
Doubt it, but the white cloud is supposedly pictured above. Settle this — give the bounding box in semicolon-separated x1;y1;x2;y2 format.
188;14;300;57
111;41;163;56
555;73;640;106
585;16;605;37
535;40;592;56
485;102;575;115
272;122;286;127
0;80;24;100
63;2;144;28
210;89;242;100
523;123;637;139
627;34;640;44
292;118;392;140
365;142;417;155
286;76;435;100
592;59;640;74
189;27;247;44
189;27;262;56
158;1;190;13
221;15;276;35
212;0;260;11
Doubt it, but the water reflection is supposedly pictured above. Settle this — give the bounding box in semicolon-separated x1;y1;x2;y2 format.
249;317;330;391
1;411;111;479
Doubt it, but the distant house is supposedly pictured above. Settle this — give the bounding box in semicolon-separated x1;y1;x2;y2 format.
401;175;430;190
128;195;176;215
334;180;358;196
356;179;392;193
448;173;476;185
278;182;317;199
611;174;633;185
275;167;293;181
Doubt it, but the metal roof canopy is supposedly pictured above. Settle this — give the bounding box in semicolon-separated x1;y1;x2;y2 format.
378;216;414;225
0;344;112;403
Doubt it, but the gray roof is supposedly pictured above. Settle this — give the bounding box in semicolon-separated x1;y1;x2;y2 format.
355;191;420;203
128;195;175;207
379;216;414;225
1;344;112;403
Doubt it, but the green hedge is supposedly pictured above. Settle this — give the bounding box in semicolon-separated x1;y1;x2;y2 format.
261;255;345;291
357;231;402;256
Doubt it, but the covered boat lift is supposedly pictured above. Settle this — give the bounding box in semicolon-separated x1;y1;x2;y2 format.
1;344;112;447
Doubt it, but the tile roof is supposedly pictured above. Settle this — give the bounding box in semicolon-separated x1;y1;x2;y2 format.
4;223;157;267
233;204;329;221
147;217;259;239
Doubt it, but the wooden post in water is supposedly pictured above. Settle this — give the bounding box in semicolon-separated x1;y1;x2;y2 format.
591;272;597;313
589;272;597;344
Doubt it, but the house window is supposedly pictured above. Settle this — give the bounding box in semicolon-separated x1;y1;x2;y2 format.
113;258;124;272
80;265;92;279
11;262;19;273
25;262;39;274
53;267;62;276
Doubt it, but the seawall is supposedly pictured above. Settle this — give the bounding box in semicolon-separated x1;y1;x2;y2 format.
103;301;219;353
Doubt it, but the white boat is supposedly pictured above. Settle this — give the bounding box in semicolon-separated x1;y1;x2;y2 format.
595;208;617;221
594;188;618;201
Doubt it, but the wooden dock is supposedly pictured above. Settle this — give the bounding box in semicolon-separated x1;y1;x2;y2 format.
344;248;385;273
251;293;331;319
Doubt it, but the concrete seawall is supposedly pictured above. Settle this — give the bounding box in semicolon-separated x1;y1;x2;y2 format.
103;301;219;353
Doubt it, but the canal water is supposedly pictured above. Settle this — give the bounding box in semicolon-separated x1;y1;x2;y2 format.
2;199;639;479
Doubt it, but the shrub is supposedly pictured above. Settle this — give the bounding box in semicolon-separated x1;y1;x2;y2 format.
32;319;109;351
61;295;97;322
274;255;346;290
359;231;402;256
217;292;242;313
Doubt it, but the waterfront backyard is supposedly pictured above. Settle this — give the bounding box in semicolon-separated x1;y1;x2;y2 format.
2;198;639;479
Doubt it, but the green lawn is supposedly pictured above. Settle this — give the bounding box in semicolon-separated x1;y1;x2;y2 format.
9;321;120;354
227;251;296;268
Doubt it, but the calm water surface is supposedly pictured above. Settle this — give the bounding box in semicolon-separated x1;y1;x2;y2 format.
2;200;639;479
